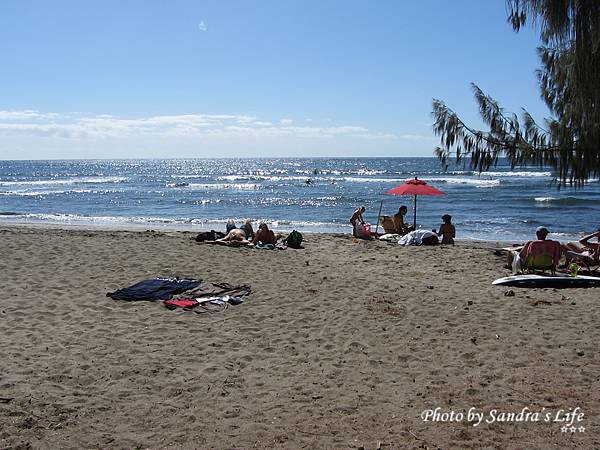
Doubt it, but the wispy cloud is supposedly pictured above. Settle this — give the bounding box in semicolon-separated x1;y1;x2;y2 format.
0;110;60;121
198;21;207;32
0;110;396;141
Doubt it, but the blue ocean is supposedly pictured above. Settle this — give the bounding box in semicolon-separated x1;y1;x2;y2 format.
0;158;598;242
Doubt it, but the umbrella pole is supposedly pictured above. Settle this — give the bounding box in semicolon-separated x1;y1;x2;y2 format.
375;200;383;235
413;195;417;230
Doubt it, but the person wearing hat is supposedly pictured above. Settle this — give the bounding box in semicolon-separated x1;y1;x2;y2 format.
437;214;456;245
507;226;559;273
535;226;550;239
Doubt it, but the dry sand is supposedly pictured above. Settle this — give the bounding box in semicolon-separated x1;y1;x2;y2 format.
0;225;598;449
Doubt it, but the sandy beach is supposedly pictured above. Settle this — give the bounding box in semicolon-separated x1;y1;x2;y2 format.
0;224;598;449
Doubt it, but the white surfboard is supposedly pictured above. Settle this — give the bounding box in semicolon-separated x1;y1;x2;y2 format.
493;273;600;288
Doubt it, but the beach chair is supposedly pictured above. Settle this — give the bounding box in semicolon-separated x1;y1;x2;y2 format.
518;240;562;275
379;215;397;234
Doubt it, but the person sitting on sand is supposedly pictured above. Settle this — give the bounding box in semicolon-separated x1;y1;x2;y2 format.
393;206;414;235
350;206;366;237
507;226;562;273
437;214;456;245
239;219;255;240
563;228;600;268
225;219;237;234
253;222;277;245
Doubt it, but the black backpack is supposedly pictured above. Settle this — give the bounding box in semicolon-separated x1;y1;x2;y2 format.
284;230;303;249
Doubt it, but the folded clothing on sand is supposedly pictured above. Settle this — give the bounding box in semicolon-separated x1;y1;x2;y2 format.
106;277;202;301
165;282;251;311
175;282;251;299
163;298;199;309
164;295;246;311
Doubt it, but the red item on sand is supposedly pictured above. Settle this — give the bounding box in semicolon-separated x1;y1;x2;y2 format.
163;298;199;309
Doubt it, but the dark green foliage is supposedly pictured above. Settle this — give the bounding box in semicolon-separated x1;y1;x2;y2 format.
432;0;600;187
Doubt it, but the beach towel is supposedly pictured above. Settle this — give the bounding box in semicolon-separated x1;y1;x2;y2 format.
398;230;438;246
107;277;201;301
255;242;276;250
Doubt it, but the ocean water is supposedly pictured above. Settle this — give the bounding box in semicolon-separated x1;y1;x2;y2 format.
0;158;599;242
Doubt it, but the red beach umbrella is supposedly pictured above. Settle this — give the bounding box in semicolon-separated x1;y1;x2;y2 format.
384;177;445;230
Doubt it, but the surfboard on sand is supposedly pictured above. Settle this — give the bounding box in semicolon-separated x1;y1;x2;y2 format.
492;273;600;288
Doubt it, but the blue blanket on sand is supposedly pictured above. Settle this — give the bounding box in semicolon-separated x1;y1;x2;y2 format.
106;277;201;301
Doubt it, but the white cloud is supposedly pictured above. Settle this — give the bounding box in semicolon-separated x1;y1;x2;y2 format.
0;110;395;141
0;109;438;158
0;110;60;121
198;21;207;32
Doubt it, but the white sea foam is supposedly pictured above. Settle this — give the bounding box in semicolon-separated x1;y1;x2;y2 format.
0;188;122;197
170;174;210;179
187;183;260;190
428;177;501;186
343;177;405;183
217;175;312;182
0;212;349;231
485;171;552;178
0;176;128;187
356;169;386;175
339;176;501;186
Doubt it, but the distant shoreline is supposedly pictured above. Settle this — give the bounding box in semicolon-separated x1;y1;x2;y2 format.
0;221;523;245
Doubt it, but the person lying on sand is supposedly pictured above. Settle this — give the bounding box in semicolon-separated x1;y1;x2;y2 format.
563;228;600;267
206;228;252;246
253;223;277;245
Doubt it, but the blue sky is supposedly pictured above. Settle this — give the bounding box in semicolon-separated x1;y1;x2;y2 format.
0;0;546;159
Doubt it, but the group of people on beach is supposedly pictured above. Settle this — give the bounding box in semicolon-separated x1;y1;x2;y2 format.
350;205;456;245
507;226;600;273
208;219;278;247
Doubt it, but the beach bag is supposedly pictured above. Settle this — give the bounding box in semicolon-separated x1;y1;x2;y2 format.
363;223;372;239
285;230;303;249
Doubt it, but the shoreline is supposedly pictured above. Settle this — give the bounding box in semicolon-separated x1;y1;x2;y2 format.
1;224;597;448
0;220;530;246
